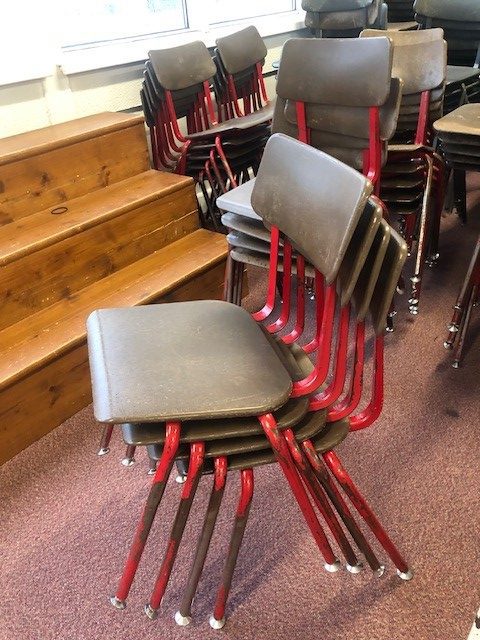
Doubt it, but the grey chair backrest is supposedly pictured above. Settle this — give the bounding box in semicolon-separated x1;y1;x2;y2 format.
361;28;447;94
283;77;403;141
302;0;374;11
251;133;373;284
414;0;480;22
369;228;407;335
276;37;393;107
215;26;267;75
148;41;216;91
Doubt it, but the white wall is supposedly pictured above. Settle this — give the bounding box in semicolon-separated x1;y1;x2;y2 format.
0;32;301;139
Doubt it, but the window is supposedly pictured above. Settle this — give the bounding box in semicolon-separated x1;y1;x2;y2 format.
61;0;298;48
62;0;188;48
209;0;296;25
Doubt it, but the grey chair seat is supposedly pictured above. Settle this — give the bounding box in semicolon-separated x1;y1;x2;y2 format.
414;0;480;22
229;247;316;277
145;419;349;471
434;104;480;137
221;212;268;241
187;103;275;140
216;179;258;219
87;300;292;423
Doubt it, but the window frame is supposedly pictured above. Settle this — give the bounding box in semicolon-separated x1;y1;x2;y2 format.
59;0;304;75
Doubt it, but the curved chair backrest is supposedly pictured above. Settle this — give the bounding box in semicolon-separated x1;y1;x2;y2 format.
414;0;480;22
282;77;403;141
148;41;216;91
361;28;447;94
369;228;408;335
215;26;267;75
276;37;392;107
251;133;373;284
302;0;374;11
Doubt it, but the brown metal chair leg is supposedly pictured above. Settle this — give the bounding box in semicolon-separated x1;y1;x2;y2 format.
145;443;205;619
209;469;254;630
302;440;384;575
98;424;114;455
121;445;136;467
445;236;480;349
453;284;478;369
175;457;228;626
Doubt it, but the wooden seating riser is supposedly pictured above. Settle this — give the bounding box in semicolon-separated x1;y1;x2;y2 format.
0;260;227;465
0;112;230;464
0;123;149;222
0;187;198;330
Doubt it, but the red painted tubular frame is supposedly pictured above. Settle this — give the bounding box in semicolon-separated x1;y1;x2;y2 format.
147;442;205;612
258;413;338;567
114;422;181;604
252;225;281;321
323;450;410;575
328;321;365;422
265;240;293;333
211;469;254;624
282;253;306;344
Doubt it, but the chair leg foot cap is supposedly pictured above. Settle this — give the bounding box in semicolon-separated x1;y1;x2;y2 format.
452;361;460;369
346;562;364;574
110;596;126;610
98;448;110;456
175;474;187;484
373;565;386;578
397;568;414;581
209;616;226;630
121;458;135;467
175;611;192;626
144;604;158;620
324;560;341;573
444;341;453;350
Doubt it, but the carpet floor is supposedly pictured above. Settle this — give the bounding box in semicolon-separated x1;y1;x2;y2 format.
2;181;480;640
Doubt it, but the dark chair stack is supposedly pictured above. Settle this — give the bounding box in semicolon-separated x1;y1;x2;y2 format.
302;0;387;38
220;37;401;307
86;133;411;631
414;0;480;67
361;28;447;314
140;27;273;231
386;0;415;23
444;66;480;115
434;104;480;367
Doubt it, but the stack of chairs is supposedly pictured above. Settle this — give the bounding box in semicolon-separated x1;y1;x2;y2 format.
434;104;480;223
361;28;447;315
86;133;411;631
444;66;480;115
414;0;480;67
386;0;415;23
140;27;273;230
434;104;480;367
302;0;387;38
220;37;402;314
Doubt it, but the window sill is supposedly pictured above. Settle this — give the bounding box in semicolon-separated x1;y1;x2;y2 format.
60;11;306;75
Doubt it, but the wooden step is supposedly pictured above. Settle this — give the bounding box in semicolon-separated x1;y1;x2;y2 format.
0;229;228;464
0;170;198;329
1;112;150;222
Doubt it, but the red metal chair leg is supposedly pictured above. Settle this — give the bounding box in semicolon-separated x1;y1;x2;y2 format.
175;457;228;626
302;440;384;575
209;469;254;630
323;451;412;580
258;414;340;571
111;422;181;609
145;442;205;619
284;430;361;572
97;424;114;455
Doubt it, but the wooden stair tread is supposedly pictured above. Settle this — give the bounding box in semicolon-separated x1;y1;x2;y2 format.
0;169;193;266
0;112;145;167
0;229;227;388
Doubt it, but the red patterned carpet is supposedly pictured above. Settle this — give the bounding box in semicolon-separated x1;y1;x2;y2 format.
1;179;480;640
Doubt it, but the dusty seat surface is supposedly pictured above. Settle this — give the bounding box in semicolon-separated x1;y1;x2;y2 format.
434;104;480;136
87;300;293;423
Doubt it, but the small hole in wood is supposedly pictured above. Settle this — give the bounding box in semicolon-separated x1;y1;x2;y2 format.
51;206;68;215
